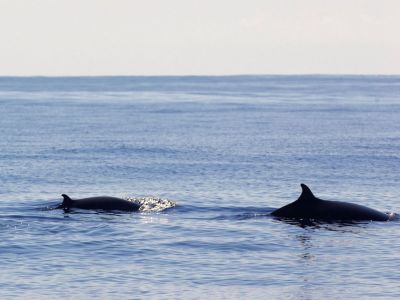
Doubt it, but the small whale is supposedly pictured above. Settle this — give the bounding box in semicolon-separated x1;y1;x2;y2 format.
58;194;140;211
271;184;390;221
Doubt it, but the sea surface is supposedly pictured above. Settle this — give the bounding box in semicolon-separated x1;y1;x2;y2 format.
0;75;400;299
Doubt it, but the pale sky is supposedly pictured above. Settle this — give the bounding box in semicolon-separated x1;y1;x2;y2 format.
1;0;399;75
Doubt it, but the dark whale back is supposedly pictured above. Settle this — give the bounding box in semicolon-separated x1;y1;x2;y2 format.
271;184;389;221
60;194;140;211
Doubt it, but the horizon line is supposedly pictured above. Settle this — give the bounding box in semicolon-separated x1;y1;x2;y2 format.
0;73;399;78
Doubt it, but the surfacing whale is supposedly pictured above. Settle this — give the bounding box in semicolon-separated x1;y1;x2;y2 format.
58;194;140;211
271;184;389;221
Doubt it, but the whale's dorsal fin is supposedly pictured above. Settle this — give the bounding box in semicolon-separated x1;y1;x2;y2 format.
61;194;73;207
298;184;317;202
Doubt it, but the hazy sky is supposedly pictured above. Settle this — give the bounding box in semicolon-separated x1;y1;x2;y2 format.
1;0;399;75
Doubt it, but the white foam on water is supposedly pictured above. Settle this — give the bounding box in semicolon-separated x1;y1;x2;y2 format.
126;196;176;212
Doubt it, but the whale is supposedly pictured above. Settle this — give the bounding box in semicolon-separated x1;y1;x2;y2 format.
271;184;389;221
58;194;141;211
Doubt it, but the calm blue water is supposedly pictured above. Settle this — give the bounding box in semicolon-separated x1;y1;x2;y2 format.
1;76;400;299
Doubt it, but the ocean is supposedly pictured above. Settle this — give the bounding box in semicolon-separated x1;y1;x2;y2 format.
0;75;400;299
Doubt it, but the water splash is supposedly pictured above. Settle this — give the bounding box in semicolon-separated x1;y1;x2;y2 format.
125;196;176;212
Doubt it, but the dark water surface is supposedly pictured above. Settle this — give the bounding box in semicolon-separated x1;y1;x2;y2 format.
1;76;400;299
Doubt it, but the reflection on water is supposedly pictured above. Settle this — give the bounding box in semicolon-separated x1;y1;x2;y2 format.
273;216;373;232
295;233;315;300
297;234;314;262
